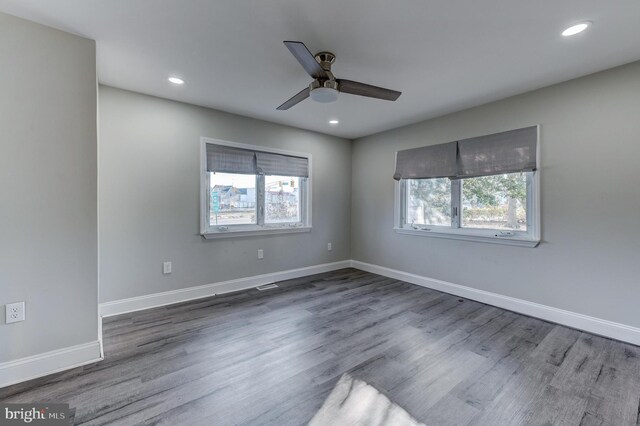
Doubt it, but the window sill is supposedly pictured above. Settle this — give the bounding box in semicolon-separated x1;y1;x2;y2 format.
393;227;539;247
202;226;311;240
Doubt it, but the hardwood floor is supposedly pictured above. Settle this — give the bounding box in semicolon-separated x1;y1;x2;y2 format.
2;268;640;425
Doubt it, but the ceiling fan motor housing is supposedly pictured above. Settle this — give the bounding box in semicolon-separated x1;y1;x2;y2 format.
309;79;339;103
314;51;336;71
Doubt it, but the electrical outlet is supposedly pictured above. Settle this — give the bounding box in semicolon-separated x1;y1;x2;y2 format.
257;249;264;260
6;302;25;324
327;242;332;251
163;261;172;275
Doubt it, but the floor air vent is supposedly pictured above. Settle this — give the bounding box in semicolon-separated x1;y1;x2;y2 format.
256;283;279;291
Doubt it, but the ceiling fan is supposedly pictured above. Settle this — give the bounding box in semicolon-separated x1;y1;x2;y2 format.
277;41;402;110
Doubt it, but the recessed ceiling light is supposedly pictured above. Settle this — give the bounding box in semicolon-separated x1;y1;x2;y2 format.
329;120;339;125
168;76;184;85
562;22;591;37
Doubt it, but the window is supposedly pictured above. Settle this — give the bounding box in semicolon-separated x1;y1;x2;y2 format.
394;126;540;246
461;173;527;231
210;172;257;226
201;138;311;238
265;175;301;224
402;171;534;232
406;177;452;227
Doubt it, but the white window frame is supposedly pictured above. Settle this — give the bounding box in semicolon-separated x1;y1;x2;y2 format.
200;137;312;239
393;131;541;248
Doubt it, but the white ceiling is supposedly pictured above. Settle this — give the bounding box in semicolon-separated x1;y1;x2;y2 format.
1;0;640;139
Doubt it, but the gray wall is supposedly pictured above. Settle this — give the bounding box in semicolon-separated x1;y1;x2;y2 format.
98;86;351;303
351;61;640;328
0;13;98;362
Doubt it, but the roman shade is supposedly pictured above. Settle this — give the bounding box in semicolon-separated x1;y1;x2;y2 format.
456;126;537;178
256;151;309;177
393;126;537;181
206;143;309;177
206;144;257;175
393;141;458;180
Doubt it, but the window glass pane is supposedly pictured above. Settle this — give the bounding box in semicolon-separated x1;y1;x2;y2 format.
265;175;301;223
406;178;451;226
209;172;256;226
461;172;527;230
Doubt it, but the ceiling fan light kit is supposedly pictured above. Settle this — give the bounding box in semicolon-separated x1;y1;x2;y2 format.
277;41;401;110
309;79;339;103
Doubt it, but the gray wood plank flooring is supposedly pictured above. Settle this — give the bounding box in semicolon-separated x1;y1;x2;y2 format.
2;268;640;425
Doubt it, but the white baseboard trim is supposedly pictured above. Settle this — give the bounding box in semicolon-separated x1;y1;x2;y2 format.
5;259;637;389
99;258;640;345
99;260;352;317
350;260;640;346
0;340;103;389
98;315;105;359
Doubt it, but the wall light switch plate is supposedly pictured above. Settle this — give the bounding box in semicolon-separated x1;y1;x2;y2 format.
6;302;25;324
327;243;332;251
257;249;264;260
163;261;172;274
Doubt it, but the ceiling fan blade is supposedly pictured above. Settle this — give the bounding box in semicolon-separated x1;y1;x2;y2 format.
283;41;328;79
276;87;310;110
337;79;401;101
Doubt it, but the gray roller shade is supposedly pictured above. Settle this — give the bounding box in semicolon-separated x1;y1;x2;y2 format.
256;151;309;177
456;126;537;178
206;144;257;175
393;141;457;180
